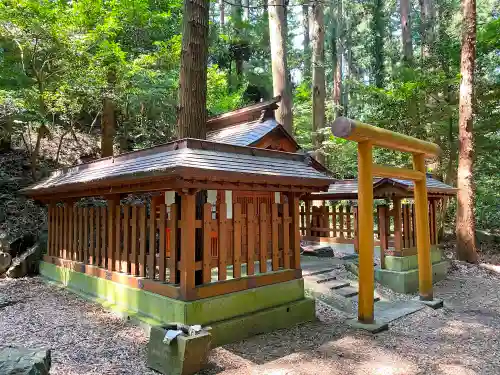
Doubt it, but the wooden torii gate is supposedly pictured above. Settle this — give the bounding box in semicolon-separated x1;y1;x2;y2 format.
330;117;441;326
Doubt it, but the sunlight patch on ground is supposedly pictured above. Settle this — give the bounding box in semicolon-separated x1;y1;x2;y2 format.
438;319;492;336
437;364;478;375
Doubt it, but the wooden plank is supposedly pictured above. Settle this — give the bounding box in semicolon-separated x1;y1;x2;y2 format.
403;204;410;249
290;194;301;269
62;205;68;260
47;205;52;256
83;207;89;264
202;203;212;284
72;206;78;261
378;206;388;269
411;203;416;247
148;204;156;279
55;206;60;258
305;200;311;237
259;203;267;274
246;203;255;276
271;203;279;271
218;203;227;281
123;205;130;273
78;207;83;262
339;205;344;239
89;208;95;265
115;205;121;272
107;198;118;272
158;204;167;282
346;206;352;238
233;203;242;278
283;203;290;269
130;206;138;276
139;205;147;277
168;204;178;284
353;206;358;252
332;205;337;237
431;199;439;245
95;207;101;266
393;197;402;251
180;193;196;299
101;207;107;268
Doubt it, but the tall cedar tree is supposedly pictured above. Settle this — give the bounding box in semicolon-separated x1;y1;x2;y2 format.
371;0;384;88
177;0;210;139
400;0;413;63
456;0;478;263
269;0;293;133
311;0;325;164
302;0;311;80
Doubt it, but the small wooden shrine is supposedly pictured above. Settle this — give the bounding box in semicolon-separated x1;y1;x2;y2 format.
23;138;333;346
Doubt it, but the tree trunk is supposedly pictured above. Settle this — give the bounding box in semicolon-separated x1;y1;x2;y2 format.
101;97;115;157
220;0;225;25
420;0;435;60
371;0;384;88
243;0;249;21
302;0;311;80
269;0;293;134
311;0;325;165
456;0;478;263
177;0;210;139
400;0;413;63
332;0;343;118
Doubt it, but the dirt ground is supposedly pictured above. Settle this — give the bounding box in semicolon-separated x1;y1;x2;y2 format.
1;261;500;375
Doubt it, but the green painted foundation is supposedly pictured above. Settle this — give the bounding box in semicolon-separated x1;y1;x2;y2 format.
375;259;449;294
39;261;315;346
384;248;443;272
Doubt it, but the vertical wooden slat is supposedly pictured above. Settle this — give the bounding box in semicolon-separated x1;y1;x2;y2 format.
202;203;212;284
218;203;227;280
300;206;305;236
158;204;166;282
378;206;388;269
180;193;196;298
346;206;352;238
83;207;89;264
282;203;290;269
62;204;68;260
89;208;95;265
71;206;77;261
148;205;156;280
139;205;147;277
332;205;337;238
130;206;138;276
305;200;311;237
271;203;279;271
290;195;301;270
432;199;439;245
101;207;107;268
47;205;52;256
259;203;267;273
247;203;255;276
107;198;118;272
57;206;63;258
78;207;83;262
411;203;416;247
95;207;101;266
353;206;359;252
393;197;402;251
123;205;130;274
168;204;178;283
233;203;242;278
339;205;345;239
115;205;121;272
403;204;410;248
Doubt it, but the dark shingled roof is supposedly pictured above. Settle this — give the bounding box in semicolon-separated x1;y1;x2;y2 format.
22;138;333;199
308;176;457;199
206;118;299;149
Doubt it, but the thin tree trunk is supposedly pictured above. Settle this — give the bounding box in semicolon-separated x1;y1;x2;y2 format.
400;0;413;63
101;97;115;157
456;0;478;263
372;0;384;88
269;0;293;133
31;124;49;179
220;0;225;25
243;0;249;21
302;0;311;80
420;0;435;60
177;0;209;139
332;0;343;118
311;0;325;164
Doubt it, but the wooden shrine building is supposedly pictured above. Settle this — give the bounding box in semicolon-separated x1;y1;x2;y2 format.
23;138;333;346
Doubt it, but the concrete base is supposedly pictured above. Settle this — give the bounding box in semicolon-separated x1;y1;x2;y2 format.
345;318;388;334
39;261;315;346
415;297;444;309
375;260;449;294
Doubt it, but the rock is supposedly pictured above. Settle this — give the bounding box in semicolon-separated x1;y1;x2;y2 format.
0;346;51;375
0;233;36;258
0;252;12;274
6;243;42;278
476;230;500;245
300;244;334;257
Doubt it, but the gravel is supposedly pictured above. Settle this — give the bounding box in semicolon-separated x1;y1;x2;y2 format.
2;261;500;375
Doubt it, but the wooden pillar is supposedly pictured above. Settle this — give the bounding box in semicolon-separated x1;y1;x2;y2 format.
353;206;358;253
288;193;301;271
413;154;433;301
180;192;196;299
377;205;388;269
357;141;374;323
107;196;120;272
48;202;56;257
305;200;311;237
392;197;402;252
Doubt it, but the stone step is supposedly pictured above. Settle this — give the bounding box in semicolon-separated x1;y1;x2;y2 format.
302;267;337;277
323;279;350;290
351;295;381;303
305;272;337;284
335;286;359;298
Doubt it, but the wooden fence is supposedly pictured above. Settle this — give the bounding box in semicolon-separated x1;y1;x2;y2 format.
299;204;357;243
46;200;297;292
